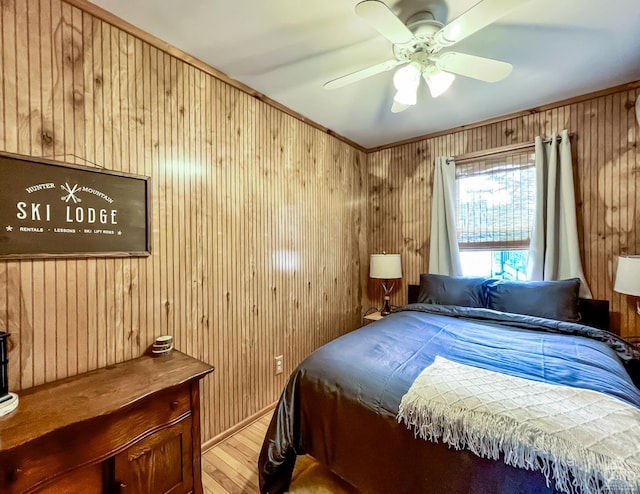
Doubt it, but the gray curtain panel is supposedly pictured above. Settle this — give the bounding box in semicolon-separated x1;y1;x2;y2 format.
428;156;462;276
527;129;592;298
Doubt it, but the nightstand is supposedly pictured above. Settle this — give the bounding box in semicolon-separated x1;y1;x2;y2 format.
363;310;383;325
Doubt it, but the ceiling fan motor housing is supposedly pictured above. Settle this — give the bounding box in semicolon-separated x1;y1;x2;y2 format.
393;11;444;62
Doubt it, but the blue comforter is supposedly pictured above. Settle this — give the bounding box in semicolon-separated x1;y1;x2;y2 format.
258;304;640;493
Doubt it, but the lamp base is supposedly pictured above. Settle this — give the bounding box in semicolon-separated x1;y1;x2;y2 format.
381;296;392;316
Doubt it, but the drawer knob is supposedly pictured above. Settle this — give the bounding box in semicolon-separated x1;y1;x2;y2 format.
118;482;127;491
10;467;23;481
170;400;180;410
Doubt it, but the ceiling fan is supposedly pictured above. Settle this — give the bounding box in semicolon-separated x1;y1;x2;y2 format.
323;0;529;113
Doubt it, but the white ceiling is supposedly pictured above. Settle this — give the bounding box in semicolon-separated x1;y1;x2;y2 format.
90;0;640;149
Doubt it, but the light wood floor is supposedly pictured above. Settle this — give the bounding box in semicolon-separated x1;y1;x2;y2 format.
202;412;360;494
202;413;270;493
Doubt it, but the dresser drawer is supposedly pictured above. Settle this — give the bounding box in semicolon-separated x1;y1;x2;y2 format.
32;463;103;494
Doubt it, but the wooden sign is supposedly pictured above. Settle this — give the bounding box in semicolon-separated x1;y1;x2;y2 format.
0;152;151;258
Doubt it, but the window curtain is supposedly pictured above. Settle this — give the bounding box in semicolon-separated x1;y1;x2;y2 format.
429;157;462;275
527;130;592;298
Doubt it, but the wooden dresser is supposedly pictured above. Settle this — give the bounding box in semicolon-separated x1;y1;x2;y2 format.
0;351;214;494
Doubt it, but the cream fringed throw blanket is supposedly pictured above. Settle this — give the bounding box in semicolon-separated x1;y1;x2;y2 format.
397;356;640;494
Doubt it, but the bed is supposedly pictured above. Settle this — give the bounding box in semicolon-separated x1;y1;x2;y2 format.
258;275;640;494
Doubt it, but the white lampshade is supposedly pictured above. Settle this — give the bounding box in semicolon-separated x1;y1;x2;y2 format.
391;100;409;113
370;254;402;280
393;63;421;107
393;88;417;106
393;62;421;92
424;68;455;98
614;255;640;296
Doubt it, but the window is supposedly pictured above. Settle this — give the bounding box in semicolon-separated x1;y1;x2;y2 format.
456;151;535;280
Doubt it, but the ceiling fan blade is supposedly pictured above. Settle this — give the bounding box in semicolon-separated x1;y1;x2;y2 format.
323;59;402;90
433;0;530;49
434;52;512;83
355;0;414;45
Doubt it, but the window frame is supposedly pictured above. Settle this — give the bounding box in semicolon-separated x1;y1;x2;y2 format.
455;150;536;253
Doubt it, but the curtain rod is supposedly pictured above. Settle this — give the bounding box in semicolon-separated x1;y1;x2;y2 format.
446;134;569;165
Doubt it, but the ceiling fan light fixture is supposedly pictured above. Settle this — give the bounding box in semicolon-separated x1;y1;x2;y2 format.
424;68;455;98
392;62;422;107
393;88;417;106
393;62;422;92
391;100;410;113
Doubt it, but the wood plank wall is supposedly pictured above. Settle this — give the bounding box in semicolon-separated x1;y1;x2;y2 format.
367;83;640;338
1;0;638;447
0;0;368;442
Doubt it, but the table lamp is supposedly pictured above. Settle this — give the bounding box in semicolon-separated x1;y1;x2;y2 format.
370;253;402;316
614;255;640;315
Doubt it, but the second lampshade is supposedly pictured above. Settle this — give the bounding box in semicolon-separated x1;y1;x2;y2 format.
370;253;402;316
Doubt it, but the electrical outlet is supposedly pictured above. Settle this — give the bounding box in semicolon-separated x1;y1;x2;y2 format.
274;355;283;375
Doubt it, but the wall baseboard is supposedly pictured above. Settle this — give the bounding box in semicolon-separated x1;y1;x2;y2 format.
201;402;277;453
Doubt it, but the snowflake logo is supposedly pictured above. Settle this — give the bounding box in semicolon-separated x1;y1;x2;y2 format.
61;183;81;203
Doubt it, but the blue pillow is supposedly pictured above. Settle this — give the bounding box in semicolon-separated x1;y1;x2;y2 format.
417;274;489;308
485;278;581;322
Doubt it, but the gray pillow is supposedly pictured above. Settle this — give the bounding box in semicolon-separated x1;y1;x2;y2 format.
485;278;581;322
417;273;488;308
